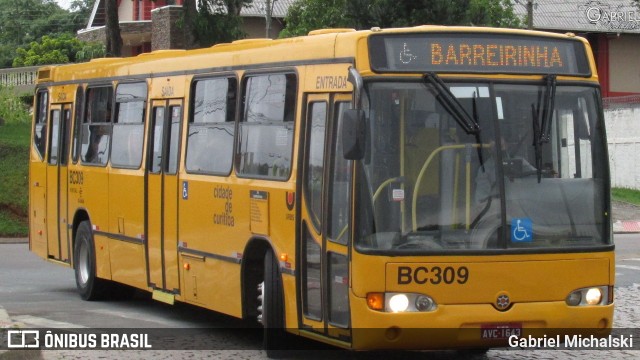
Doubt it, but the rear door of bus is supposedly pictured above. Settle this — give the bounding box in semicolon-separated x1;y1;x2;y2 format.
45;102;73;262
146;99;183;295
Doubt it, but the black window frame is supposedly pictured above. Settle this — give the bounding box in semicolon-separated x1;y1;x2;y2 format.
185;74;238;176
235;71;298;181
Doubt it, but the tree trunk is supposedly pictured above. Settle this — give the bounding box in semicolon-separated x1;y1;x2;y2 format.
183;0;198;49
105;0;122;57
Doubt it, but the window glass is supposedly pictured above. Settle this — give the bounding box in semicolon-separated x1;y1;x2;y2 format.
186;78;236;174
111;83;146;168
328;252;349;327
303;226;322;320
60;108;71;166
237;74;296;179
150;107;165;174
305;102;327;230
81;86;113;165
48;110;60;165
33;90;48;160
72;87;84;163
328;102;352;245
167;106;181;174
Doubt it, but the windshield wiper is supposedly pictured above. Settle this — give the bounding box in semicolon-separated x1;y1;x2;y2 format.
471;91;485;170
531;74;557;183
424;72;480;134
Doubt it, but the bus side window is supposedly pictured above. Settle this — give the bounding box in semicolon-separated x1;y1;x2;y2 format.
237;73;296;180
186;77;236;175
33;90;48;160
72;87;84;164
81;86;113;166
111;82;147;169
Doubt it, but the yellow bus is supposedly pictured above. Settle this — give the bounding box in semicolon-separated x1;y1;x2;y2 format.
29;26;614;355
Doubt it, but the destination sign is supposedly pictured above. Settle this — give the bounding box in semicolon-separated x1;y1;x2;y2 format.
369;33;591;76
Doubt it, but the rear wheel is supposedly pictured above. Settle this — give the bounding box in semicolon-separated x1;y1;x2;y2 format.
74;220;108;300
260;249;287;358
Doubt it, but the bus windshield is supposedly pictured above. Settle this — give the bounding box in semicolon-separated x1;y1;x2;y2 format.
355;80;610;253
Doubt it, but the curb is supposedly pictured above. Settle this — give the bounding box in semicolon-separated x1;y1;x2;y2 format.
613;221;640;234
0;239;27;244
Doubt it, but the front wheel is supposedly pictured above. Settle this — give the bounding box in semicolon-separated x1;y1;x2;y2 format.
261;249;287;358
74;220;107;300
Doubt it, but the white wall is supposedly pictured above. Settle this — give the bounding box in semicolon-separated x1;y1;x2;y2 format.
605;105;640;190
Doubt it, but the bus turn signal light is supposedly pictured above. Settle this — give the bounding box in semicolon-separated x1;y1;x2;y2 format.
367;292;384;311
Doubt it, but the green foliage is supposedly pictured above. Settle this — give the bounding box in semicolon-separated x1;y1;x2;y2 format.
279;0;350;38
191;0;248;47
0;86;31;125
281;0;522;37
0;123;30;237
612;188;640;207
0;0;85;67
13;34;105;67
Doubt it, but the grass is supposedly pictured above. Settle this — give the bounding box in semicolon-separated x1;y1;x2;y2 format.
611;187;640;207
0;123;30;237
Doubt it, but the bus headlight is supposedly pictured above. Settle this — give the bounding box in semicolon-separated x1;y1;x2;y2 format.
371;293;437;313
388;294;409;312
585;288;602;305
566;286;608;306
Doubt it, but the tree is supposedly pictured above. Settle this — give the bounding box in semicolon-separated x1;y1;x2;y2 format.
12;34;105;67
280;0;522;38
189;0;253;47
182;0;199;49
0;0;83;67
279;0;350;38
105;0;122;57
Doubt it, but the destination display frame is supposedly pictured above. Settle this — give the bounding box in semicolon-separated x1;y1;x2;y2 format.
368;32;592;77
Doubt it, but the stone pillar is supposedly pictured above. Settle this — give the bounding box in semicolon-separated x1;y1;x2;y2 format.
151;6;184;51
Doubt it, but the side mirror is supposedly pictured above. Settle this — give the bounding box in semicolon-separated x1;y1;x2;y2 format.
342;109;366;160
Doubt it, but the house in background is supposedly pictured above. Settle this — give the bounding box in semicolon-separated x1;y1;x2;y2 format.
513;0;640;98
77;0;294;56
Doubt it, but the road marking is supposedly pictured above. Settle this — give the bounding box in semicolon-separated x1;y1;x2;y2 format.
616;265;640;271
623;258;640;262
12;315;86;328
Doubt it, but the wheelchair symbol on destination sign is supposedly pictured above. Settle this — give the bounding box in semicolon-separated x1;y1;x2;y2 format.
511;218;533;242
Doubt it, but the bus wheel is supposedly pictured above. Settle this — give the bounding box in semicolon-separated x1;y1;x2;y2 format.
74;220;106;301
260;249;287;358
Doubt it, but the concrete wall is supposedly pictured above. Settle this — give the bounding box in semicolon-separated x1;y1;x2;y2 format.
608;35;640;94
605;104;640;190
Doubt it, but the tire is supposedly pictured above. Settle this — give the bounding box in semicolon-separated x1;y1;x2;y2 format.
262;249;288;358
74;220;107;300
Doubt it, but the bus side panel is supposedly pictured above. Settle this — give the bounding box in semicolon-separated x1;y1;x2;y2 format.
179;254;242;317
81;166;110;279
29;146;48;259
177;177;243;317
108;170;147;290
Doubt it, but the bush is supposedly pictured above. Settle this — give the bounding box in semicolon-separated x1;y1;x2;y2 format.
0;86;31;125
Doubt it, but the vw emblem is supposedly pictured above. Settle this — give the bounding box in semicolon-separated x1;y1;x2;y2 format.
496;294;511;310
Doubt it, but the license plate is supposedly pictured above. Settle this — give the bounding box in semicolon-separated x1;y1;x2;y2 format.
480;323;522;339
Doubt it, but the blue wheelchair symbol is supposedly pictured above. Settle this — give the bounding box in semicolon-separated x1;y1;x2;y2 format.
511;218;532;242
182;181;189;200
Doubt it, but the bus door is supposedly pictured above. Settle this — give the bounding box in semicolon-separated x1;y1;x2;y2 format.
299;94;352;341
146;99;183;296
45;103;73;262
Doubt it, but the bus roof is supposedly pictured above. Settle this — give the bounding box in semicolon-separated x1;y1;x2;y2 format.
37;26;595;84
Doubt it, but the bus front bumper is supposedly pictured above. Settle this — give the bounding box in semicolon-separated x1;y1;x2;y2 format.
349;297;614;350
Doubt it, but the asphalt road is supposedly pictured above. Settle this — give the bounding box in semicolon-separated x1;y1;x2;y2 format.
1;235;639;359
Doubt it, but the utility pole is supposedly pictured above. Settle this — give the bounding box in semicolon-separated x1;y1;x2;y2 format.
527;0;534;30
265;0;275;38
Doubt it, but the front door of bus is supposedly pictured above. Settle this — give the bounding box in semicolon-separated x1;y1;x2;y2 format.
45;103;73;262
299;94;353;341
146;99;183;294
